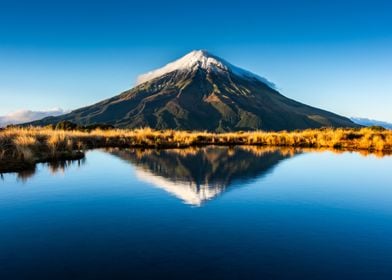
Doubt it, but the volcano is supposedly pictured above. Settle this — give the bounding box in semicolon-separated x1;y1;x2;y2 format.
30;50;358;131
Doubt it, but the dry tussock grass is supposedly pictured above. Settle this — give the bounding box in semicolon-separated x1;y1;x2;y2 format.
0;126;391;168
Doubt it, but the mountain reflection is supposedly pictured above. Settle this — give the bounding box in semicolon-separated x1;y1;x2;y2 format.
107;146;300;206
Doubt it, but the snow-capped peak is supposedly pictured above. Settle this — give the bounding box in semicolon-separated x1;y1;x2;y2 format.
136;50;275;88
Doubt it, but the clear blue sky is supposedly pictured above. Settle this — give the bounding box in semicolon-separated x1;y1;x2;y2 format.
1;0;391;121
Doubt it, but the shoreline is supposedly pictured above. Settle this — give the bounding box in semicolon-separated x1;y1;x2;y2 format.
1;126;391;173
0;151;85;173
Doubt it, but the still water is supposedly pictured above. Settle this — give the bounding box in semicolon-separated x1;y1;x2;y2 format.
1;146;392;279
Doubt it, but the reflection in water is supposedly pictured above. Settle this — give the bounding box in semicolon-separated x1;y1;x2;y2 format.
2;146;389;185
15;166;37;182
1;147;392;280
108;146;300;206
46;158;86;175
2;158;87;182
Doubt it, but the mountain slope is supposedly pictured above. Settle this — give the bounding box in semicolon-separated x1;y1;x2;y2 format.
29;50;358;131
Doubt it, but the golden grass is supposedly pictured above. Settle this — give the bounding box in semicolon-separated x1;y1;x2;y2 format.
0;126;391;172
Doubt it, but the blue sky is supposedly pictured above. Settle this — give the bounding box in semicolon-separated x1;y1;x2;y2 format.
1;0;391;122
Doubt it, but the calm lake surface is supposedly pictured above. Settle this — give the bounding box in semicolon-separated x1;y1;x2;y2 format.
1;147;392;279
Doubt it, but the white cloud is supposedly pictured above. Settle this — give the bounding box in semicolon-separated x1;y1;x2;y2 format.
0;108;68;127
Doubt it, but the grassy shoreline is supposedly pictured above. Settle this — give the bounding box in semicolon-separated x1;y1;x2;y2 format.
1;126;391;173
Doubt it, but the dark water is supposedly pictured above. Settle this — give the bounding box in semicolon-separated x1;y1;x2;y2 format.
1;146;392;279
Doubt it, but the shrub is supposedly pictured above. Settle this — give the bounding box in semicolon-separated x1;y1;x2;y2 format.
55;121;78;130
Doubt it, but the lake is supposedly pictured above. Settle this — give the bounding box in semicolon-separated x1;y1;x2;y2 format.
1;146;392;279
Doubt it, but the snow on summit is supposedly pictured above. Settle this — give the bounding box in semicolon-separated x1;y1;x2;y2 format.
136;50;275;88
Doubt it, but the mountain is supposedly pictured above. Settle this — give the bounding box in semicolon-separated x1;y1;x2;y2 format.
28;50;358;131
108;146;297;205
350;117;392;130
0;108;66;128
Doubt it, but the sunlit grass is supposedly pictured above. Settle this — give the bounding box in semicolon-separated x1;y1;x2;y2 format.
0;126;391;172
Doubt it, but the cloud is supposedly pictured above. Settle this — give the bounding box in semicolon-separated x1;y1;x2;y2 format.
0;108;68;127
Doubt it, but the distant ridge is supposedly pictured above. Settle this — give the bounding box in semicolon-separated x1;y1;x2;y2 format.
28;50;358;131
0;108;67;128
351;117;392;129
